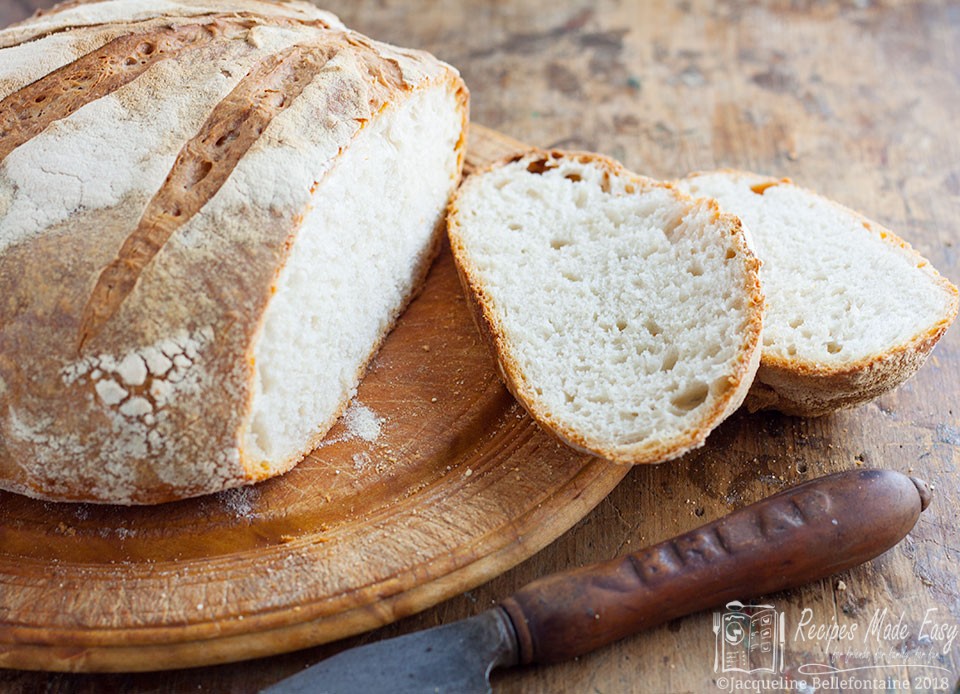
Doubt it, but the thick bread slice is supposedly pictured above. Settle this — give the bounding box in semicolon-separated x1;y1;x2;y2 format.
676;171;959;416
447;151;764;464
0;1;468;504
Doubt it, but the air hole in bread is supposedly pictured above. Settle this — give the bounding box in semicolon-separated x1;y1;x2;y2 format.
565;173;582;182
624;184;636;194
661;346;679;371
526;158;557;175
600;172;611;194
644;318;661;337
551;238;571;249
826;341;842;354
562;271;582;282
789;316;804;328
616;319;628;331
661;214;683;240
687;261;704;277
725;247;737;260
508;223;522;231
750;181;779;195
670;382;709;411
711;374;730;393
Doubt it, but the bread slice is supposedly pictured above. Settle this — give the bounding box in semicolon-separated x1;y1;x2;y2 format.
447;151;764;464
676;171;959;416
0;1;468;504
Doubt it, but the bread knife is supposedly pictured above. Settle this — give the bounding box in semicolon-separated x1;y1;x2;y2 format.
260;468;931;694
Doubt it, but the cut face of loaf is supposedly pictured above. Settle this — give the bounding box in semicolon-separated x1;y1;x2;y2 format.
448;151;764;464
243;85;463;467
677;171;959;416
0;0;468;504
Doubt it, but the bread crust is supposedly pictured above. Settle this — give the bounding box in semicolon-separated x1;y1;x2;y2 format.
448;150;764;465
0;1;468;503
683;170;959;417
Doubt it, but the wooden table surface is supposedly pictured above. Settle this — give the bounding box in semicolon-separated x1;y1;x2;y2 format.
2;1;959;692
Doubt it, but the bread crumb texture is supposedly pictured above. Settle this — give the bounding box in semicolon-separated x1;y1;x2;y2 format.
449;152;763;464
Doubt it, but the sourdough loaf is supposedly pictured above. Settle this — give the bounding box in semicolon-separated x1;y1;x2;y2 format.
448;151;764;464
676;171;958;416
0;0;468;503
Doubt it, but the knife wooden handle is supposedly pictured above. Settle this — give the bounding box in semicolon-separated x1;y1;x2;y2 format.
499;468;930;665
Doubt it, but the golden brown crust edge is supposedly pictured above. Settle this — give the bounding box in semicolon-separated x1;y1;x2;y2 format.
744;305;956;417
447;150;764;465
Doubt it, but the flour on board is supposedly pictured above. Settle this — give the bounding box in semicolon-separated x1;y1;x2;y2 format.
317;400;384;447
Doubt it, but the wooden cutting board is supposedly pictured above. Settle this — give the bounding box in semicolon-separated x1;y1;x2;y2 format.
0;125;628;673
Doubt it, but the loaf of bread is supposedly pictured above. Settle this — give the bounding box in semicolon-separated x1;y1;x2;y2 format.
448;151;764;464
0;0;468;503
676;171;958;416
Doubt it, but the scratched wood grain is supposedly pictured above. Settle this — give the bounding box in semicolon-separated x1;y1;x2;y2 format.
1;0;958;693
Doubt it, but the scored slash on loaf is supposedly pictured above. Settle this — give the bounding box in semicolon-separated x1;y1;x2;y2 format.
0;0;468;504
447;151;765;464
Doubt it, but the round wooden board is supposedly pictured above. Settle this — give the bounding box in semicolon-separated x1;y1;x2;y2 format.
0;126;629;673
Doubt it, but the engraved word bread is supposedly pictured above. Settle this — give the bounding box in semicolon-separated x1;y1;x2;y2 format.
0;0;468;503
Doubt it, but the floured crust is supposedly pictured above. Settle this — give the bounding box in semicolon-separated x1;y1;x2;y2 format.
0;1;468;504
3;0;345;49
448;150;764;465
682;169;959;417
